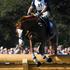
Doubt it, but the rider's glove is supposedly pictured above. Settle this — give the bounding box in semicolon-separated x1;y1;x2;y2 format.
27;12;31;15
34;12;42;17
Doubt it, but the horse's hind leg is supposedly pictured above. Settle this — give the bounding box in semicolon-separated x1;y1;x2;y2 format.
39;40;52;63
51;41;58;55
51;35;58;55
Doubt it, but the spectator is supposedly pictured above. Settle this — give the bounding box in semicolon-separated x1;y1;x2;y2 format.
0;46;3;54
2;48;8;54
68;47;70;55
24;48;29;54
44;46;48;54
8;48;14;54
48;46;55;54
57;45;63;55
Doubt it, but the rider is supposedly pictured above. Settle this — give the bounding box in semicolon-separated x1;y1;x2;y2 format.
27;0;53;36
27;0;50;18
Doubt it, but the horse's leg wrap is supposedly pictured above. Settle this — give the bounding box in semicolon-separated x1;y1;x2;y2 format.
19;39;23;45
43;55;46;59
41;54;47;59
41;54;52;63
16;29;23;38
16;29;24;52
32;53;41;67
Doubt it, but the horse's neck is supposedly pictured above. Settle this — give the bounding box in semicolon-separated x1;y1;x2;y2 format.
19;15;37;22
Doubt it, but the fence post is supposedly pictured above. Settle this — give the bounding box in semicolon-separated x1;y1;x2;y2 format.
22;59;28;70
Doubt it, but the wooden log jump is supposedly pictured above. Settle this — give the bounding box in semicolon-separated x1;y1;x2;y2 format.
0;54;70;70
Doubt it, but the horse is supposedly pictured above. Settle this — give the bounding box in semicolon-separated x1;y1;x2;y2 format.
15;14;58;66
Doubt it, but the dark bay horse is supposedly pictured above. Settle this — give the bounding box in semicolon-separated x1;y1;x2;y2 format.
16;14;58;66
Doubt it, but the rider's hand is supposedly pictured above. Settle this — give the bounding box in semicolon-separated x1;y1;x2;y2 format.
27;12;34;16
34;12;42;17
27;12;31;15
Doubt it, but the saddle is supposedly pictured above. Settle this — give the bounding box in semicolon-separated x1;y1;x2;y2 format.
39;17;54;36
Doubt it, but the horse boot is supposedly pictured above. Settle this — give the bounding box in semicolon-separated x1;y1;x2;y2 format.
32;53;41;67
46;57;52;63
37;61;42;67
42;54;52;63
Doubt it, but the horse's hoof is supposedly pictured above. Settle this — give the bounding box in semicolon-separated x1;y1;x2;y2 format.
37;61;41;67
46;58;52;63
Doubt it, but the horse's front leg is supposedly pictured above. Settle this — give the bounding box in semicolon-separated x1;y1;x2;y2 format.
28;34;41;66
16;28;24;53
32;53;41;66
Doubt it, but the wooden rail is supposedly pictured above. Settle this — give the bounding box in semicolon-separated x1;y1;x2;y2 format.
0;54;70;70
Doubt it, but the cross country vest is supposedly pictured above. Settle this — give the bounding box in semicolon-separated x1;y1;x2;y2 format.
32;0;47;12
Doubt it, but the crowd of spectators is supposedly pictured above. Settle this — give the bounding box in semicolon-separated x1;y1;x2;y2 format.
57;45;70;55
0;45;70;55
0;45;30;54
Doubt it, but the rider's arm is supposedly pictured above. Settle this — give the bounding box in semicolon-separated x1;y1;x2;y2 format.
40;1;48;15
27;5;34;15
41;5;47;14
27;0;35;15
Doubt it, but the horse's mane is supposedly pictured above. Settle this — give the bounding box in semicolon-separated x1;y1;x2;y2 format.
16;15;38;29
18;15;37;23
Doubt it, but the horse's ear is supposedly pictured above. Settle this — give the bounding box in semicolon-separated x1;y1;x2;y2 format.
16;21;22;29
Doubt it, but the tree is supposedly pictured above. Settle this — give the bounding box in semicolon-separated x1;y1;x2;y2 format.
0;0;70;48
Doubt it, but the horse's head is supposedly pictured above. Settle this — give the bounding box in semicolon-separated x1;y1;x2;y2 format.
16;14;38;29
16;21;22;29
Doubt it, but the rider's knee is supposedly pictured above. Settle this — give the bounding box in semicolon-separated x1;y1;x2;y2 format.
42;11;50;18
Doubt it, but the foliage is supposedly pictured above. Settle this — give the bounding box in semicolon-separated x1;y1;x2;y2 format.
0;0;70;47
